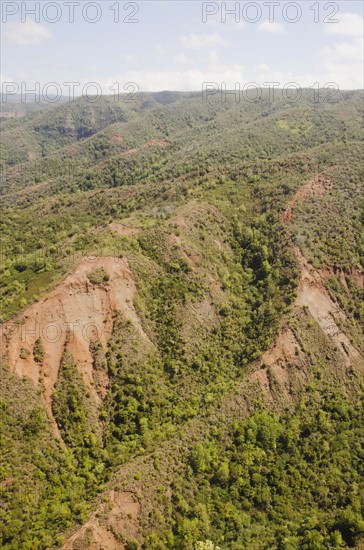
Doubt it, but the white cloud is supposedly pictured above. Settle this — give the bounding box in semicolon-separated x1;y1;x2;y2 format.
172;53;194;65
92;64;245;92
319;60;363;89
155;44;167;55
255;63;269;72
205;19;246;33
258;21;285;34
321;37;363;62
319;35;363;89
0;73;16;92
181;32;230;50
209;50;219;63
4;21;51;45
120;53;136;62
250;34;363;90
252;62;363;90
17;56;363;96
251;68;316;88
324;12;363;37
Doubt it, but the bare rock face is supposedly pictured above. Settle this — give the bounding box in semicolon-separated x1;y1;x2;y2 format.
281;174;333;224
61;490;141;550
0;256;150;425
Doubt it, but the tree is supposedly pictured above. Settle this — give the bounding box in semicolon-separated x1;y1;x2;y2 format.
195;541;221;550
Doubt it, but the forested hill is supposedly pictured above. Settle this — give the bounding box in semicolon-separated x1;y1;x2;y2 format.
0;90;363;549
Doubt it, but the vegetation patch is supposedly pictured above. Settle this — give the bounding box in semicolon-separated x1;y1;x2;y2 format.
87;267;110;285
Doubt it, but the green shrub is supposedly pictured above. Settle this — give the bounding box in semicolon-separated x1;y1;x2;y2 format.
87;268;110;284
33;338;44;363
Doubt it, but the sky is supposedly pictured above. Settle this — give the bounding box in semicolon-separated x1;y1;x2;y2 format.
1;0;363;97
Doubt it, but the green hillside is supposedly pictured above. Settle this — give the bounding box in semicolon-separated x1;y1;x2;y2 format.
0;91;363;550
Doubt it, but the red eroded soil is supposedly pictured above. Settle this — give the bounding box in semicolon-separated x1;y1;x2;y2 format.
61;491;140;550
282;173;333;224
109;222;143;236
253;174;363;398
121;139;171;157
0;256;150;427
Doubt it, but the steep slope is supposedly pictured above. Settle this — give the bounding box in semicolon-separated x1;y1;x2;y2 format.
1;257;151;426
59;170;364;550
